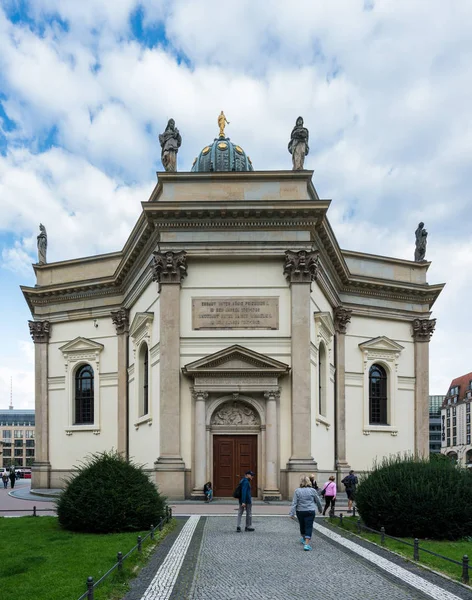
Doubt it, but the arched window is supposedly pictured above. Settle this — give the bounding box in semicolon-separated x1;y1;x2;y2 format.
318;342;327;416
139;343;149;416
369;364;388;425
75;365;94;424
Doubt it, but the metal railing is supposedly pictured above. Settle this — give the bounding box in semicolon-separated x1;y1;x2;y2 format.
76;506;173;600
331;513;469;585
0;506;56;516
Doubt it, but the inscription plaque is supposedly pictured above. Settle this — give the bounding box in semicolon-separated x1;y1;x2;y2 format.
192;297;279;330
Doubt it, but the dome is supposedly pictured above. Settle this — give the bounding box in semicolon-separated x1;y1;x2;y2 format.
191;135;254;172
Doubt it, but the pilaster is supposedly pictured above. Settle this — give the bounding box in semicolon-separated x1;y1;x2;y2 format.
412;318;436;456
28;320;51;489
284;250;318;478
111;308;129;457
334;306;352;482
152;250;188;499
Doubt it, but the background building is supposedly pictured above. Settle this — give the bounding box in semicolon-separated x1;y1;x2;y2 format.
429;395;444;455
441;372;472;467
0;407;35;469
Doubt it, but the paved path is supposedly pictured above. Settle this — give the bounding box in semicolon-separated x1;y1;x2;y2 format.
0;480;56;516
124;517;470;600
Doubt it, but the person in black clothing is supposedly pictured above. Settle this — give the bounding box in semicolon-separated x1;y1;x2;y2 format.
342;470;358;512
9;469;16;489
309;473;318;490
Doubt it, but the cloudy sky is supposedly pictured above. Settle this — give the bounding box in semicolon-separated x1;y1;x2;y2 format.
1;0;471;409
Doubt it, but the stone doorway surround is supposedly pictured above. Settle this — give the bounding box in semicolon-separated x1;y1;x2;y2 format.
182;344;290;500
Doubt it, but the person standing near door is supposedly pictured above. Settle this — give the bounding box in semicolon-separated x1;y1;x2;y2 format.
236;471;255;532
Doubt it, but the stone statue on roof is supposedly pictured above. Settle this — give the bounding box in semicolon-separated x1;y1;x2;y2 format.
288;116;309;170
37;223;47;264
414;222;427;262
159;119;182;172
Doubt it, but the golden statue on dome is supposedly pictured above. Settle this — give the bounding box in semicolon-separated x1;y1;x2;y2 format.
218;111;230;137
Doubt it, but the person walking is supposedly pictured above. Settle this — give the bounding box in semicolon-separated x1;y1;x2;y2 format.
9;468;16;490
309;473;319;490
289;475;323;551
342;470;358;512
321;475;337;516
2;473;8;489
236;470;255;532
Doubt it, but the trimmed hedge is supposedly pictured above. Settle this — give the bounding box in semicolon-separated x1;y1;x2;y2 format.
56;451;166;533
355;454;472;540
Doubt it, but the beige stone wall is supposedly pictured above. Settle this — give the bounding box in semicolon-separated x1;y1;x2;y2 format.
345;316;415;471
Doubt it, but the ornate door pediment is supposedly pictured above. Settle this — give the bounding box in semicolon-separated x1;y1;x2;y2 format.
182;344;289;393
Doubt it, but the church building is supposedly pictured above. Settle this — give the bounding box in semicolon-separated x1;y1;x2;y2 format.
22;118;444;499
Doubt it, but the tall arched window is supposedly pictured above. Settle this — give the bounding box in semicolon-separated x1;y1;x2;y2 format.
318;342;327;416
369;364;388;424
139;343;149;417
75;364;94;424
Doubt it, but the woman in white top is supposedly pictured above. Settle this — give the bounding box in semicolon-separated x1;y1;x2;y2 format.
322;475;337;516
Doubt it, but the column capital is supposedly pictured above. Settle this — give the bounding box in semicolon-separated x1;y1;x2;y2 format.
111;308;129;335
264;390;280;401
284;250;320;284
151;250;188;285
412;318;436;342
28;320;50;343
334;306;352;334
191;389;209;401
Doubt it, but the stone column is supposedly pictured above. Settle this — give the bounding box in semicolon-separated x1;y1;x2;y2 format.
284;250;318;491
412;318;436;457
151;250;188;499
191;390;208;499
111;308;129;458
28;320;51;489
334;306;352;486
263;390;281;500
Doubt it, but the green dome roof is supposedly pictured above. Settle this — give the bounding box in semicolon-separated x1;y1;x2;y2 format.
191;135;254;172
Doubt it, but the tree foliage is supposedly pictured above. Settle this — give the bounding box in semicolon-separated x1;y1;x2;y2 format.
355;454;472;540
56;451;166;533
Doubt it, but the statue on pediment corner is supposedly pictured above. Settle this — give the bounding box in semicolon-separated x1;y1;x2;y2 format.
414;222;427;262
159;118;182;172
288;116;309;170
37;223;47;264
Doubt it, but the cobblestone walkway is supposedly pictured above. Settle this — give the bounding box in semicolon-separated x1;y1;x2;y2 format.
187;518;463;600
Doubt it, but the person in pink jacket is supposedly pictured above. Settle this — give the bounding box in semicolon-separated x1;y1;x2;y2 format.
322;475;337;516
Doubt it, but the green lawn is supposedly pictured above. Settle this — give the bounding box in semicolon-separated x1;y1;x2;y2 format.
0;516;175;600
328;517;471;585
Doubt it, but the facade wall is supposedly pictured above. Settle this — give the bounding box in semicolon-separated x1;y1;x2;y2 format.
441;400;472;467
0;410;35;469
345;316;415;471
48;317;118;473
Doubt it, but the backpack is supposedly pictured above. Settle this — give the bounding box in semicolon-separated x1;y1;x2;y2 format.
233;482;242;499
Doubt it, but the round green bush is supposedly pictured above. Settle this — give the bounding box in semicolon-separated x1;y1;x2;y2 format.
355;454;472;540
56;451;167;533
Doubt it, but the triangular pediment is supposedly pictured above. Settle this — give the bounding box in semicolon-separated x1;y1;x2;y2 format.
59;337;104;354
358;336;404;353
129;312;154;338
182;344;290;375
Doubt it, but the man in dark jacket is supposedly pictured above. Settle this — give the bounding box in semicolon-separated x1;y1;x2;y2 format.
236;470;255;532
9;468;16;489
342;470;358;512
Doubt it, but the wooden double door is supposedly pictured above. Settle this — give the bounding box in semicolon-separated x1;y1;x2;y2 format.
213;435;257;497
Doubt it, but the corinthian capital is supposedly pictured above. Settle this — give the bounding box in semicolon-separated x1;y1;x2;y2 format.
151;250;188;285
28;320;50;343
334;306;352;334
284;250;320;283
111;308;129;335
412;318;436;342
